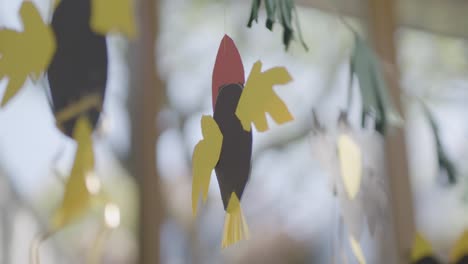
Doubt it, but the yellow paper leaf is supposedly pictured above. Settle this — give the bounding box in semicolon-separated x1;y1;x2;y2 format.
338;134;362;200
0;2;56;106
91;0;137;38
53;116;95;229
235;60;293;132
450;231;468;263
192;115;223;216
350;236;367;264
411;233;434;262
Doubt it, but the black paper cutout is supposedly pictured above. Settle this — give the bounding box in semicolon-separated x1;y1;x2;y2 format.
48;0;108;137
213;83;253;209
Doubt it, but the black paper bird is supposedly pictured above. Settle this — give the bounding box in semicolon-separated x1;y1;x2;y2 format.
192;35;293;248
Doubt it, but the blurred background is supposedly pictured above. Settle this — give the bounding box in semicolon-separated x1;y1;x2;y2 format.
1;0;468;263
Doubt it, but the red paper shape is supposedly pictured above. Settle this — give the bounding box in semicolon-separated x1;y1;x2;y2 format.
212;34;244;109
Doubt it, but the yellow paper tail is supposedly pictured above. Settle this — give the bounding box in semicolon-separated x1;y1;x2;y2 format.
411;233;434;262
52;116;95;229
221;193;249;248
450;231;468;263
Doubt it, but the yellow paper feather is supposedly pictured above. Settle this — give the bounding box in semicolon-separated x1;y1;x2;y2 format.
337;134;362;200
450;231;468;263
0;2;56;106
350;236;367;264
192;115;223;216
235;60;293;132
222;193;249;248
53;116;95;229
411;233;434;262
90;0;137;38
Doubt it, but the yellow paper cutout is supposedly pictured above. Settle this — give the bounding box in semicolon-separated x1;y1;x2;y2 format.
411;233;434;262
450;231;468;263
222;192;249;248
0;2;56;106
91;0;137;38
235;60;293;132
53;116;95;229
338;134;362;200
350;236;367;264
192;115;223;216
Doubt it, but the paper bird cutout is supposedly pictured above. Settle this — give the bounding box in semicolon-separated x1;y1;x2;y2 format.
236;60;293;132
0;2;56;106
337;133;363;200
53;116;95;229
192;115;223;216
312;120;389;240
48;0;108;136
193;35;293;248
91;0;137;38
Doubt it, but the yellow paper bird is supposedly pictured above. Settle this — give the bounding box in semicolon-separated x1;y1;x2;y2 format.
90;0;137;38
0;2;56;106
192;115;223;216
53;116;95;229
236;60;293;132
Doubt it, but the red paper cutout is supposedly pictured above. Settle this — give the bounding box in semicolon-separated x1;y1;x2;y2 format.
212;34;244;109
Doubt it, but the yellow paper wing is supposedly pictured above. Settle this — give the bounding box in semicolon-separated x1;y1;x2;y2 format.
0;2;56;106
450;231;468;263
91;0;137;38
411;233;434;262
338;134;362;200
235;60;293;132
350;236;367;264
53;116;95;229
192;115;223;216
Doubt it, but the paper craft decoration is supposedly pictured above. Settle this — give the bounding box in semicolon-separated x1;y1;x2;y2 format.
411;232;468;264
311;115;390;245
53;116;95;228
192;34;293;248
247;0;308;51
48;0;108;137
350;35;401;134
350;236;367;264
337;132;362;200
48;0;108;228
236;61;293;132
90;0;136;38
0;2;56;107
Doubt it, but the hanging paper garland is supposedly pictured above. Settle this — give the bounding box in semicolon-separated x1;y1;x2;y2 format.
0;2;56;107
192;35;294;248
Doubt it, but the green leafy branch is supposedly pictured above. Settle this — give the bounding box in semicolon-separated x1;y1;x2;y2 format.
247;0;308;51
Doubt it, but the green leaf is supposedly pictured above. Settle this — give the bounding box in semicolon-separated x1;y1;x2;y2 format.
350;35;402;134
247;0;261;28
422;104;457;184
246;0;308;51
290;0;308;51
278;0;293;50
264;0;276;30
